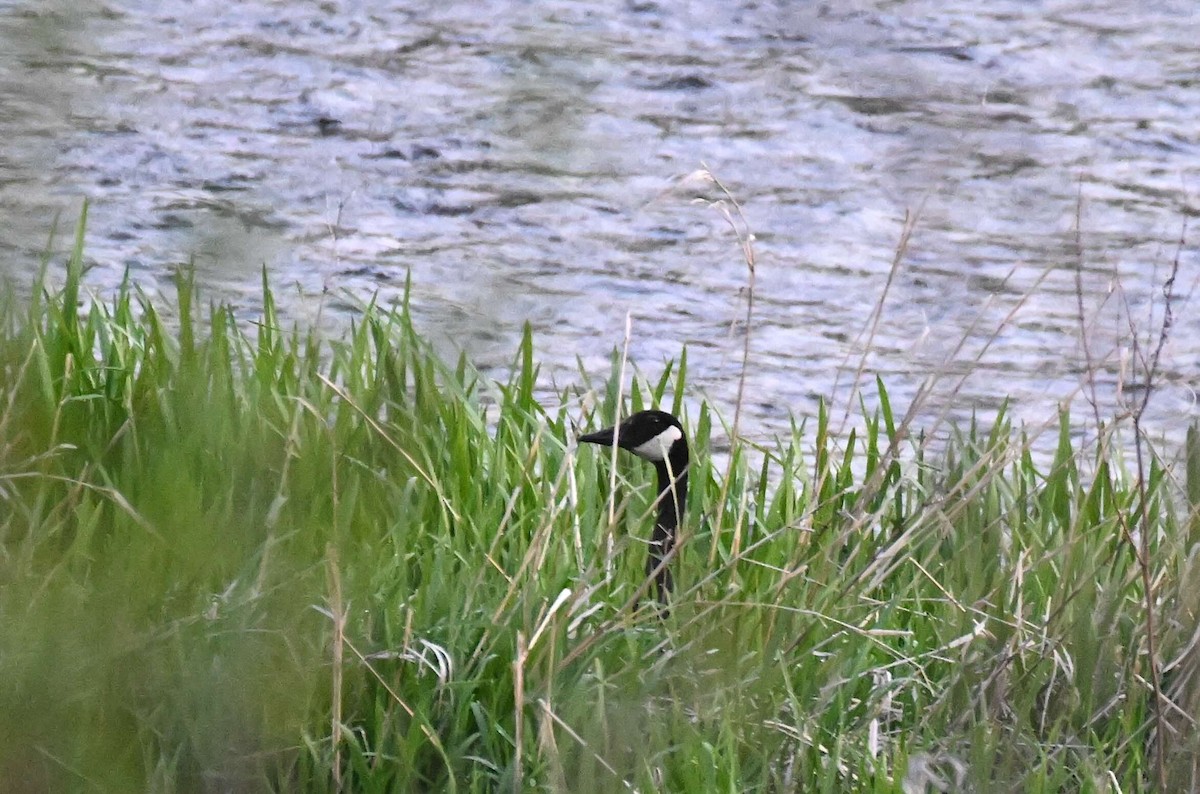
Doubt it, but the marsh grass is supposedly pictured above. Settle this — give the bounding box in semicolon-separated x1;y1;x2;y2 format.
2;213;1199;792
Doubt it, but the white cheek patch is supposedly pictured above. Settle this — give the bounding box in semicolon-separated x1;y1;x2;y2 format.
631;425;682;462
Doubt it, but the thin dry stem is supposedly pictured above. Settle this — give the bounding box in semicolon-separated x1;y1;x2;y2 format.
605;313;633;582
833;199;924;436
514;630;527;793
694;165;757;570
325;544;346;794
1072;176;1104;437
699;164;756;441
1126;216;1185;792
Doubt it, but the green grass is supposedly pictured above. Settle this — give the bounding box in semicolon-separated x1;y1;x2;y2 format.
2;213;1199;792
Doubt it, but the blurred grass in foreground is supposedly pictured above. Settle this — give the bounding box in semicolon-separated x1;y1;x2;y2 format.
3;214;1200;792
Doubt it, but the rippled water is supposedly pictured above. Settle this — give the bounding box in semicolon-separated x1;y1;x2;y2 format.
2;0;1198;456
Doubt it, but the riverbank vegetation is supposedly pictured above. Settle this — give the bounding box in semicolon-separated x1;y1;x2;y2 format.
2;215;1198;792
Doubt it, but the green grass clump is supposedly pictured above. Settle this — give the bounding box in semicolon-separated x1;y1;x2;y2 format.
2;215;1199;792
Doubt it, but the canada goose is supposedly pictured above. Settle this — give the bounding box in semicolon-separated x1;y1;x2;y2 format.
579;410;689;606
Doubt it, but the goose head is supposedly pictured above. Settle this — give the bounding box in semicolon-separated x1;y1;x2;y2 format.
577;409;687;467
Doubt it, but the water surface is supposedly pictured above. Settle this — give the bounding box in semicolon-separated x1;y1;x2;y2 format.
2;0;1198;458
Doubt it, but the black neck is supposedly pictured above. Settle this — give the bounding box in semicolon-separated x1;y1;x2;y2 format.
653;462;688;537
647;443;688;604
